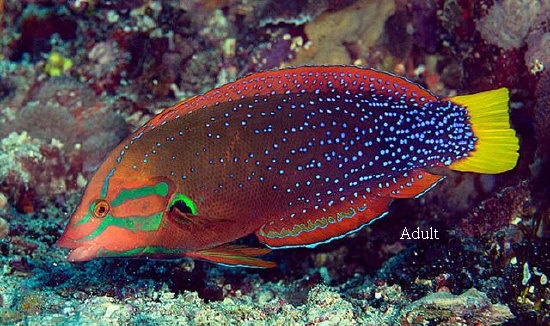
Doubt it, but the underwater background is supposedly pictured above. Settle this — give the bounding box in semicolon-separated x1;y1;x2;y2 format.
0;0;549;324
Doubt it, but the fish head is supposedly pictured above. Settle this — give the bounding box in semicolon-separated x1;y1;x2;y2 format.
57;161;180;261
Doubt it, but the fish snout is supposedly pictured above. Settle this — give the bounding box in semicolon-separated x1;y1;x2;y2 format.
64;244;100;262
57;234;100;262
56;232;79;249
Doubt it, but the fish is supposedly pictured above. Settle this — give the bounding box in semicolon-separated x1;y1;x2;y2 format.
57;66;519;268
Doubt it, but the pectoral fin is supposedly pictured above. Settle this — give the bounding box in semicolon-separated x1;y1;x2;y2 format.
166;206;229;230
166;193;211;228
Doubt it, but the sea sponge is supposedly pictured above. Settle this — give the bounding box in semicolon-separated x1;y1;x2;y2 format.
476;0;542;51
44;52;73;77
291;0;395;65
31;76;96;109
15;100;79;146
80;109;129;168
525;30;550;74
11;77;129;164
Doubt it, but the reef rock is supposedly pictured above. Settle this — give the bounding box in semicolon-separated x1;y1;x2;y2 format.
401;288;514;325
291;0;395;65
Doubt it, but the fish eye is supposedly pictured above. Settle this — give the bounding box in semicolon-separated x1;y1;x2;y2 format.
92;199;110;219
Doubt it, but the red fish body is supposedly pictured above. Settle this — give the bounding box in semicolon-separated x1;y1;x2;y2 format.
58;66;519;267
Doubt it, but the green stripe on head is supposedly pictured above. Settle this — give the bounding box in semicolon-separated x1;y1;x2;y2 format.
99;246;186;258
100;168;116;199
82;212;164;241
111;182;169;207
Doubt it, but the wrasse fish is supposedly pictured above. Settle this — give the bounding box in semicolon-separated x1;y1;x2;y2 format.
58;66;519;268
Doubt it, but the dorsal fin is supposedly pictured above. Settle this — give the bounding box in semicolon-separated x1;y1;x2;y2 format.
138;66;437;133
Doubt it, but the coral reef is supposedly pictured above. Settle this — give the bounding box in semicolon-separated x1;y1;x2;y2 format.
0;130;84;214
80;40;131;93
525;29;550;74
0;271;515;325
0;0;547;324
0;132;43;191
459;180;534;238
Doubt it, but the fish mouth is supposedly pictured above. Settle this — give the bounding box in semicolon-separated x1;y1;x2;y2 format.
57;235;99;262
64;245;100;262
57;234;80;249
61;245;99;262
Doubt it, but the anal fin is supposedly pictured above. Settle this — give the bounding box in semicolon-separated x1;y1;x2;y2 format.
186;244;276;268
256;169;446;249
387;169;446;199
256;195;392;249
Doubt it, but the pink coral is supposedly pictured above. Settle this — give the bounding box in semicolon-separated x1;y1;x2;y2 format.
81;40;131;93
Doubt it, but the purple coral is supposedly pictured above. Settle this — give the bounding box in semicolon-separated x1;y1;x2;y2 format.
476;0;542;51
526;29;550;74
535;72;550;160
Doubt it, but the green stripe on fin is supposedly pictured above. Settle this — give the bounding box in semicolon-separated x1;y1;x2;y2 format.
185;244;276;268
256;195;392;249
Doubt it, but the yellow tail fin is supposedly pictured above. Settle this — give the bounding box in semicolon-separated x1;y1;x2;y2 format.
448;88;519;174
